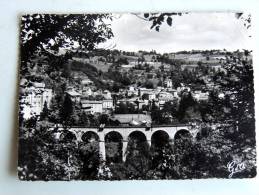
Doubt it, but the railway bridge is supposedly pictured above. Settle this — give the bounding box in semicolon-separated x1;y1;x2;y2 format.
50;124;199;162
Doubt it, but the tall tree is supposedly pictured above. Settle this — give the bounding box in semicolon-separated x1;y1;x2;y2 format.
40;101;49;120
222;51;255;145
177;92;197;122
20;14;113;74
60;94;73;127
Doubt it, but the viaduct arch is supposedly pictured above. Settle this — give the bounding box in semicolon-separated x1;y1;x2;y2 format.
51;125;198;162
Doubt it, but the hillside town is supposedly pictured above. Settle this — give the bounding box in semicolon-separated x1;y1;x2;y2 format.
19;49;251;127
18;13;255;181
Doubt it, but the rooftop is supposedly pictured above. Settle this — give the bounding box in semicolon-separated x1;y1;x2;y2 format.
66;90;81;97
33;82;45;88
112;114;151;125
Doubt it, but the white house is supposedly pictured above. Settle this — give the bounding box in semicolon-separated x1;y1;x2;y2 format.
192;91;209;101
81;78;93;86
158;91;174;101
139;88;155;96
82;87;93;96
20;84;53;119
127;86;138;96
177;85;191;93
81;100;103;114
66;90;81;103
164;79;173;88
102;99;114;111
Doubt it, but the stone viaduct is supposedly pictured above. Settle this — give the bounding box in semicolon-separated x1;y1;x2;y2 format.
51;124;199;162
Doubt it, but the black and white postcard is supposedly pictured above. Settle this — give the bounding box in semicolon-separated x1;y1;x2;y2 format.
18;13;256;180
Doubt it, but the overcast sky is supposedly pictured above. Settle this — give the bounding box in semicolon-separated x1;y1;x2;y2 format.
98;13;251;53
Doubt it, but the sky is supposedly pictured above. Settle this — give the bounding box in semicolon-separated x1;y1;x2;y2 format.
98;13;252;53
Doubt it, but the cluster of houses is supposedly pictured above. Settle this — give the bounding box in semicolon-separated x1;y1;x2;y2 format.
20;49;240;121
20;79;53;119
19;75;212;120
114;80;210;113
64;86;113;115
